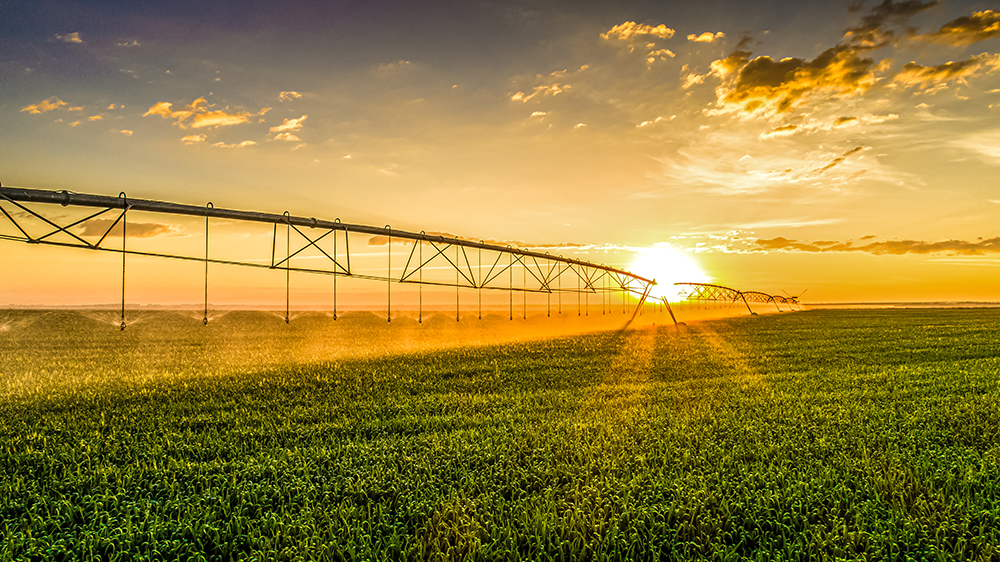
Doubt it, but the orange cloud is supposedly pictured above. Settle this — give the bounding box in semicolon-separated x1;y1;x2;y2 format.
270;115;308;133
646;49;675;64
756;236;1000;256
893;53;1000;92
78;219;175;238
279;91;302;102
55;32;82;43
806;146;868;176
601;21;675;41
190;110;251;128
688;32;725;43
912;10;1000;46
143;97;255;129
711;45;884;116
21;98;68;114
510;83;569;102
212;140;257;148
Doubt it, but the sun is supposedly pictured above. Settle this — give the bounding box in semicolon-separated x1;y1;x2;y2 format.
629;246;710;300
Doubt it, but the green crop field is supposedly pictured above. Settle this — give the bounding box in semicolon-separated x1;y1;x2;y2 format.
1;308;999;561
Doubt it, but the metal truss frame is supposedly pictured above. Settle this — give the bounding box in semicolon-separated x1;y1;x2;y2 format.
672;282;800;315
0;186;659;327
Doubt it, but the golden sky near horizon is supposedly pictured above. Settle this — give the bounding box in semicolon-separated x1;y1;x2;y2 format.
2;0;1000;305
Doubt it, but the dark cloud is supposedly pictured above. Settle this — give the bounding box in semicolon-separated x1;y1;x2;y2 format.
756;235;1000;255
911;10;1000;46
807;146;868;176
893;53;1000;91
843;0;938;48
710;1;939;116
77;219;175;238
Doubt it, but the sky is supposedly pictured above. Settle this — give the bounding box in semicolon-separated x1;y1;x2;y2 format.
2;0;1000;305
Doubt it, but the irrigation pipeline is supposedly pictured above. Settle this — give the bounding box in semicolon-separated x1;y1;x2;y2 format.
0;185;800;328
672;282;800;315
0;185;671;327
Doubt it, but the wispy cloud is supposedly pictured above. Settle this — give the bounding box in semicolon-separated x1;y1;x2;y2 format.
911;10;1000;46
212;140;257;148
21;97;81;114
279;91;302;102
687;31;725;43
55;32;82;43
144;97;262;129
755;235;1000;255
893;53;1000;93
78;219;175;238
509;67;586;103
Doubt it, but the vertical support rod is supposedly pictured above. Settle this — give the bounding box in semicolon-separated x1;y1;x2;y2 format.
386;225;391;323
119;193;128;331
478;245;482;320
333;229;337;320
508;250;512;320
522;257;526;320
418;237;423;323
285;215;290;324
203;202;212;326
456;244;460;322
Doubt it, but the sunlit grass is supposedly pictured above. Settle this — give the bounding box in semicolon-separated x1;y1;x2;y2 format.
1;309;999;560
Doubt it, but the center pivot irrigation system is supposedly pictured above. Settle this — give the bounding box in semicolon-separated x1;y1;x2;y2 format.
0;185;799;330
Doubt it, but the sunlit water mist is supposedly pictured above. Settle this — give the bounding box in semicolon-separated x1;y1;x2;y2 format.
0;304;767;400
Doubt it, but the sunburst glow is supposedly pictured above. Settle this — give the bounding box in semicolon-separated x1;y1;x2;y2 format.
630;247;711;301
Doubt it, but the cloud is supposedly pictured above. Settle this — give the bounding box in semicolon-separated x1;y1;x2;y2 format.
279;91;302;102
270;115;308;133
911;10;1000;46
758;114;898;138
646;49;675;64
636;116;673;128
212;140;257;148
88;115;102;121
758;124;798;139
375;60;411;75
707;1;945;117
688;32;725;43
510;83;569;102
181;134;207;144
601;21;675;41
710;45;886;117
190;110;251;128
806;146;869;176
755;235;1000;256
950;129;1000;163
509;67;586;103
78;219;175;238
21;98;69;114
143;97;257;129
735;218;844;229
117;39;140;47
119;130;133;137
841;0;938;48
274;132;301;141
55;32;82;43
893;53;1000;92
